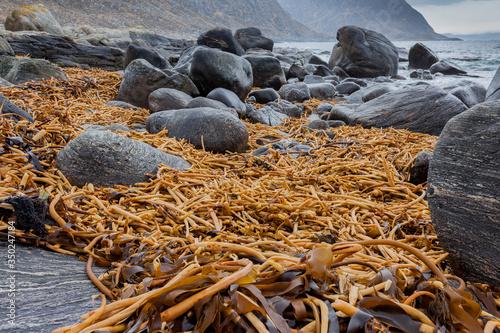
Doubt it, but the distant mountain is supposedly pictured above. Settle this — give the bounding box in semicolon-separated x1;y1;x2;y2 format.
277;0;450;41
0;0;329;41
444;33;500;41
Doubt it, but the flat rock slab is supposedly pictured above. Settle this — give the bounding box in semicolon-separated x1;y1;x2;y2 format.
0;243;106;333
428;100;500;286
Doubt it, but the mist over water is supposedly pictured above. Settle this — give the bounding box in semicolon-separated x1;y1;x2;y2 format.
275;40;500;88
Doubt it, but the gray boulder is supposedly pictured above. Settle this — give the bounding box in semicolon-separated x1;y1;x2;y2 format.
428;100;500;286
148;88;194;113
234;27;273;51
314;65;335;77
189;47;253;100
3;57;68;84
278;82;311;102
429;60;466;75
197;27;245;56
206;88;247;115
267;101;304;118
308;55;328;66
186;97;227;109
303;75;324;84
56;130;190;187
5;4;63;35
350;85;468;135
336;82;361;95
446;81;486;108
486;66;500;101
172;45;206;75
146;108;248;153
248;88;279;104
106;100;139;109
408;43;439;70
361;85;392;102
307;83;336;100
124;43;171;70
248;105;289;126
0;93;34;122
328;26;399;78
243;54;286;89
286;63;310;81
316;102;335;117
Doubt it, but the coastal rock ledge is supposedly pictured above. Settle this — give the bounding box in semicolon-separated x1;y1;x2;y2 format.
428;100;500;286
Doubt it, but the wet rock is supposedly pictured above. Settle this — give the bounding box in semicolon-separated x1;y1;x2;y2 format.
446;81;486;108
5;4;63;35
361;85;392;102
243;54;286;89
408;43;439;69
148;88;194;113
327;120;347;128
186;97;227;109
314;65;335;77
485;66;500;101
106;100;139;109
278;82;310;102
248;105;288;126
197;27;245;56
124;43;171;70
248;88;279;104
206;87;247;116
307;83;336;100
428;100;500;286
189;47;253;100
146;108;248;153
335;82;361;95
328;26;399;78
333;66;349;79
286;63;310;81
0;93;34;122
396;47;409;62
234;27;273;51
3;57;67;85
350;85;468;135
308;55;328;66
409;151;433;185
429;60;466;75
173;45;206;75
56;130;190;187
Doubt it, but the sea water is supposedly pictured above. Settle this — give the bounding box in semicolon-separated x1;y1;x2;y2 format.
275;40;500;88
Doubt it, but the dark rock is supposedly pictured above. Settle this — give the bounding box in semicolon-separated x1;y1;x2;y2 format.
148;88;194;113
408;43;439;70
0;56;18;78
314;65;335;77
189;47;253;100
447;81;486;108
5;4;63;35
234;27;273;51
56;130;190;187
243;54;286;89
248;105;289;126
391;74;406;80
324;75;340;85
347;89;364;104
396;47;409;62
173;45;206;75
86;124;131;132
427;100;500;285
307;83;336;100
429;60;466;75
409;151;433;185
278;82;311;102
307;119;329;130
186;97;227;109
0;36;14;56
286;63;310;81
161;69;199;96
486;66;500;101
206;88;247;115
303;75;324;84
308;55;328;66
328;26;399;78
0;77;12;87
3;57;67;84
267;101;304;118
0;93;34;122
335;82;361;95
106;100;139;109
197;27;245;56
333;66;349;79
253;146;270;156
124;43;171;70
248;88;279;104
146;108;248;153
374;77;393;83
316;102;334;116
361;85;392;102
327;104;356;124
350;85;468;135
6;32;124;70
342;78;367;87
327;120;347;128
410;69;433;80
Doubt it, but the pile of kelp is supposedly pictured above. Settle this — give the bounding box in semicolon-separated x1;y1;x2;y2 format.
1;68;499;333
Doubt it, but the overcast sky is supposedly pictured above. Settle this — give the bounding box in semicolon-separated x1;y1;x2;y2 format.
406;0;500;34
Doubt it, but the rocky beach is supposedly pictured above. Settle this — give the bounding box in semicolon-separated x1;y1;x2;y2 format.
1;3;500;333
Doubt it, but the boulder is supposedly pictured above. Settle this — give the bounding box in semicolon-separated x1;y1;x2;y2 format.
186;97;227;109
446;81;486;108
307;119;329;130
5;4;63;35
56;130;190;187
316;102;334;117
148;88;194;113
335;82;361;95
267;101;304;118
248;88;279;104
409;151;433;185
361;85;392;102
327;104;357;124
278;82;311;103
3;57;68;84
0;93;34;122
429;60;466;75
314;65;335;77
197;27;245;56
106;100;139;109
349;85;468;135
307;83;336;100
396;47;409;62
234;27;273;51
303;75;324;84
0;36;14;56
408;43;439;70
206;88;247;114
117;59;198;108
427;100;500;286
308;55;328;67
189;48;253;100
286;64;310;81
5;32;124;70
333;66;349;79
342;78;367;87
328;26;399;78
243;55;286;89
485;66;500;101
146;108;248;153
248;105;289;126
124;43;171;70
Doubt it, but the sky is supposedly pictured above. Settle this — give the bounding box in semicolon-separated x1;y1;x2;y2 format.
406;0;500;35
